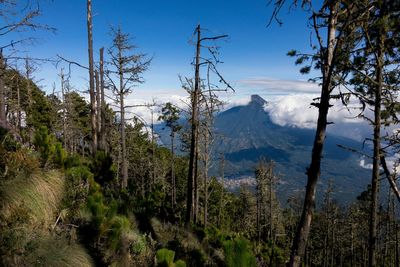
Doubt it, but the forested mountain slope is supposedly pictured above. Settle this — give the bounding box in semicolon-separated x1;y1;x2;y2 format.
160;94;369;203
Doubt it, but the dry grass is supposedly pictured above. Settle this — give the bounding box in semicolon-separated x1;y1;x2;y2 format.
25;236;94;267
0;170;65;228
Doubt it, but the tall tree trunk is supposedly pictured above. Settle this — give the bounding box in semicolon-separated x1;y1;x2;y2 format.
87;0;97;155
289;3;338;266
16;74;21;132
218;153;225;228
0;52;5;128
194;125;199;224
119;58;128;188
95;69;101;150
24;58;33;143
171;131;176;209
369;10;384;266
99;47;106;151
185;24;201;226
61;68;67;148
203;132;209;227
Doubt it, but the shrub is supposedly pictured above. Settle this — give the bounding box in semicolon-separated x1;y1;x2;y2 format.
156;248;186;267
223;237;256;267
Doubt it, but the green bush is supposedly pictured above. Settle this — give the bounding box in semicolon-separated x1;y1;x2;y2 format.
223;237;256;267
156;248;175;267
33;126;66;168
156;248;186;267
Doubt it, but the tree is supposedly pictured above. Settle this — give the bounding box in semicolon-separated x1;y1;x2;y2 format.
159;102;182;210
346;1;400;265
0;0;54;131
185;24;231;226
86;0;97;155
105;26;150;189
268;1;364;265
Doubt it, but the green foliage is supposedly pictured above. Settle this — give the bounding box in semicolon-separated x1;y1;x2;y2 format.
223;237;256;267
64;165;92;219
255;242;286;266
91;150;116;185
156;248;175;266
33;126;66;168
156;248;187;267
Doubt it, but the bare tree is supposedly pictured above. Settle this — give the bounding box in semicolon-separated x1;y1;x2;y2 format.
105;26;150;189
86;0;97;155
185;24;232;226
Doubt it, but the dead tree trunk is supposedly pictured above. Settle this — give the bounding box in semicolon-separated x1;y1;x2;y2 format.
87;0;97;155
0;52;6;128
185;24;201;226
203;132;209;227
99;47;106;151
95;69;101;150
171;131;176;208
16;73;21;132
60;68;67;148
119;53;128;189
289;3;338;266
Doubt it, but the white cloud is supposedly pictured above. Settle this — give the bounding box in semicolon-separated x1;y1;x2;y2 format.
113;78;395;144
239;78;320;94
359;158;373;169
263;94;371;140
360;154;400;176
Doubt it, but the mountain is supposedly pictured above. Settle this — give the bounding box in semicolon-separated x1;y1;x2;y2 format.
156;94;371;204
211;95;370;203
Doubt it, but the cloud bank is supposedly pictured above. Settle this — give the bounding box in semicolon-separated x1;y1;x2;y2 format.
239;78;320;94
263;94;371;141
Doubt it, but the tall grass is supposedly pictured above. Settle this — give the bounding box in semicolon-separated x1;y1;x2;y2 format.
25;236;94;267
1;170;65;228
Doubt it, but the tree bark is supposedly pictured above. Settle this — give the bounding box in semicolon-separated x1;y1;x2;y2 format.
61;68;67;148
119;49;128;188
99;47;106;151
0;52;6;127
203;132;209;227
87;0;97;155
95;69;101;150
185;24;201;226
171;131;176;209
369;10;384;266
289;3;338;266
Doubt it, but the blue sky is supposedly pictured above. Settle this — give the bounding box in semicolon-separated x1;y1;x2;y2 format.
8;0;315;97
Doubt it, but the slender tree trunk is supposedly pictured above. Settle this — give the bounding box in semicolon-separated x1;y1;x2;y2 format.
24;58;33;143
369;11;384;266
95;69;101;150
185;24;201;226
257;182;261;242
171;131;176;209
289;3;338;266
218;153;225;228
194;126;199;224
0;52;5;127
16;75;21;132
99;47;106;151
61;68;67;148
151;110;155;191
87;0;97;155
119;60;128;188
203;131;209;227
